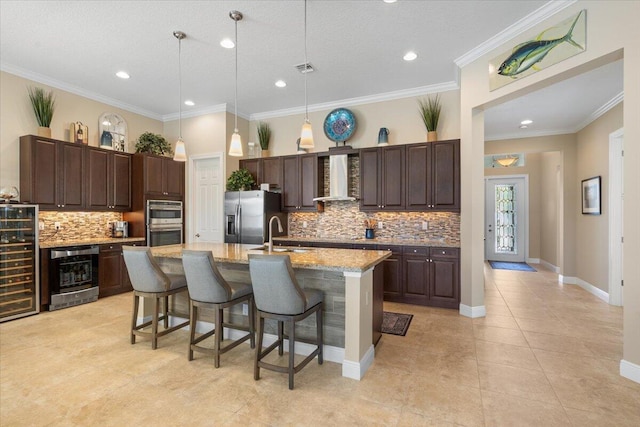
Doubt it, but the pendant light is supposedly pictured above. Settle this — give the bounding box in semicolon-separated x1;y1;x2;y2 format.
173;30;187;162
228;10;244;157
299;0;314;149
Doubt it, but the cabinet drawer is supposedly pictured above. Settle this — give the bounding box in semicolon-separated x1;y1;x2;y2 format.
403;246;429;256
430;247;459;258
100;243;122;253
378;245;402;256
353;243;376;250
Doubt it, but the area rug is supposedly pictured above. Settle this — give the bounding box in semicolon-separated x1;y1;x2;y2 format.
382;312;413;336
489;261;536;272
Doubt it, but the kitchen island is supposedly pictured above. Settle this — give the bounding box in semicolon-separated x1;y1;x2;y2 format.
150;242;390;380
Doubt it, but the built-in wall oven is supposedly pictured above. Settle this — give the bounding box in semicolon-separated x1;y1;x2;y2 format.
146;200;183;247
49;246;99;310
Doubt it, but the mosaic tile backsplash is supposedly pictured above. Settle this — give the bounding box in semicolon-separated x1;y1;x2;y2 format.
39;211;123;243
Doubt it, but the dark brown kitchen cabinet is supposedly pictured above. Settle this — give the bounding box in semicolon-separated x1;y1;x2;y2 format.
359;146;405;211
281;154;318;212
239;158;261;189
20;135;84;210
402;246;430;305
429;247;460;308
378;245;403;302
139;154;184;199
238;157;283;190
99;243;134;298
85;147;131;211
405;139;460;212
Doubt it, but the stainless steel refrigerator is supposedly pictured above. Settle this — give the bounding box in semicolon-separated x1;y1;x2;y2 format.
224;191;287;244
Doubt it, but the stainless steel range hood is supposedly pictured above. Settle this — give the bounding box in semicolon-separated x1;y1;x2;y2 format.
313;154;356;202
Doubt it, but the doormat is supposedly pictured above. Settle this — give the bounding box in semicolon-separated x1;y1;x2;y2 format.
382;312;413;336
489;261;536;272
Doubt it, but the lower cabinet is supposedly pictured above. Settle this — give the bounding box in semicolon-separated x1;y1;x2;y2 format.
98;243;134;298
429;247;460;309
403;247;430;306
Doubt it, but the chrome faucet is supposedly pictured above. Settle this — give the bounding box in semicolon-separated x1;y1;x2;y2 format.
268;215;283;252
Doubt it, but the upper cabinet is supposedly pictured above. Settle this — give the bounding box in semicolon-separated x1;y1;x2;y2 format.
239;157;283;190
281;154;318;212
85;147;131;211
20;135;85;210
360;146;405;211
134;154;184;199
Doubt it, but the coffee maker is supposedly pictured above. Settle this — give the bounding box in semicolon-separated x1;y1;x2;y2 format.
111;221;128;238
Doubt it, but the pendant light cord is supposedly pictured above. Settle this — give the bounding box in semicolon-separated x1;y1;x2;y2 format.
304;0;308;121
234;16;239;132
178;35;182;138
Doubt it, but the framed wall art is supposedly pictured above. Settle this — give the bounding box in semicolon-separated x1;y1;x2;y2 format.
581;175;601;215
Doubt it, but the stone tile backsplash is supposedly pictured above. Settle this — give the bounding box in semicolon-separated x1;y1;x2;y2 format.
39;211;123;243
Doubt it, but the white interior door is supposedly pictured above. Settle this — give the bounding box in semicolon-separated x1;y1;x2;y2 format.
485;176;527;262
189;154;224;243
609;128;624;306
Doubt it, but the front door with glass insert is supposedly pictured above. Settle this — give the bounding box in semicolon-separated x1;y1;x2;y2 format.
485;177;527;262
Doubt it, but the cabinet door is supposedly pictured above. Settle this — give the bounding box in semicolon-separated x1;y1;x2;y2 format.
299;154;318;210
403;256;429;305
120;251;133;292
381;146;405;210
112;153;131;210
429;247;460;308
405;143;431;210
164;159;184;198
144;155;165;196
431;140;460;211
281;156;300;211
359;148;380;211
382;256;403;300
99;245;123;298
240;158;261;188
86;147;110;210
261;157;282;189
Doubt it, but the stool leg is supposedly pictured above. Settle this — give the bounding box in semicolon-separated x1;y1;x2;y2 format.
288;318;295;390
248;297;256;349
278;321;284;356
152;296;160;350
163;295;169;329
188;302;197;361
317;306;323;365
254;315;264;381
131;293;139;345
214;307;222;368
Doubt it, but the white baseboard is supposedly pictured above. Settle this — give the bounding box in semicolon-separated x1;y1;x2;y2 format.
459;304;486;318
558;274;576;284
526;257;540;264
539;259;560;273
559;275;609;303
342;344;375;380
621;359;640;384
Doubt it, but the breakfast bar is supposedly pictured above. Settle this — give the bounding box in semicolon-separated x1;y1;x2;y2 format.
150;242;390;380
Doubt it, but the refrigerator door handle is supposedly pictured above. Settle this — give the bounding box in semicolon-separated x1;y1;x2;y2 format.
236;204;241;241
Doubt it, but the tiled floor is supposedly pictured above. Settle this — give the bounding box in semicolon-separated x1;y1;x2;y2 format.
2;263;639;426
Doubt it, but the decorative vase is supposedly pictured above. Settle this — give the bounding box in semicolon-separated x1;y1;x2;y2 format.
37;126;51;138
261;149;270;157
100;130;113;149
378;128;389;146
427;131;438;142
365;228;375;239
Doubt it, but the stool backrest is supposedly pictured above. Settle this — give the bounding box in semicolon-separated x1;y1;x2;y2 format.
248;254;306;315
182;250;232;303
122;246;170;293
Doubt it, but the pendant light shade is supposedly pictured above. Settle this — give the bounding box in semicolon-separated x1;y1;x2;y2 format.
173;30;187;162
299;0;314;149
228;11;243;157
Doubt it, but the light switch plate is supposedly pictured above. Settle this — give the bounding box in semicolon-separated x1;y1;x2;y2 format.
378;221;383;229
422;221;429;230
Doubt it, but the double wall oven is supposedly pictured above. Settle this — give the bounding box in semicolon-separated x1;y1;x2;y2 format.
146;200;183;247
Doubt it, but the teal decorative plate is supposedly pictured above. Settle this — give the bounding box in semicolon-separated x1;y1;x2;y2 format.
323;108;356;143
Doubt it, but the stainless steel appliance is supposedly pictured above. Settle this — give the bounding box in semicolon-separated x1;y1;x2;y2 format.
0;204;39;322
224;190;286;244
48;245;99;311
111;221;128;238
147;200;183;247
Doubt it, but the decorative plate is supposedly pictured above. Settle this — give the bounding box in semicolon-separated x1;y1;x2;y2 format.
323;108;356;143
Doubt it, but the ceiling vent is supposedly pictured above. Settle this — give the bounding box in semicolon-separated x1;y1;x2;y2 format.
295;63;314;73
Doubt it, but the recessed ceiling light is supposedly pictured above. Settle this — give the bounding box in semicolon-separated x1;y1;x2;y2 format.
220;38;234;49
275;80;287;88
519;125;529;129
184;100;195;106
403;51;417;61
115;71;130;79
383;0;398;3
520;119;533;125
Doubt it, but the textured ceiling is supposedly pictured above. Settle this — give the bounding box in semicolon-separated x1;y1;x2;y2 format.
0;1;623;139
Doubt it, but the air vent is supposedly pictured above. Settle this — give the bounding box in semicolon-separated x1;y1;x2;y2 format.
295;63;314;73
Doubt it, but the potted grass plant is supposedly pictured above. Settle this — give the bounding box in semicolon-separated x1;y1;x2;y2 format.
418;94;442;142
257;121;271;157
28;87;56;138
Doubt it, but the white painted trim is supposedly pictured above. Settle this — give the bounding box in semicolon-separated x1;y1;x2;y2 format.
526;257;540;264
608;128;624;306
539;259;560;273
559;274;576;285
459;304;486;318
250;82;459;121
620;360;640;385
162;103;230;121
187;152;226;244
454;1;577;67
342;344;375;380
575;92;624;133
560;277;609;303
343;270;365;278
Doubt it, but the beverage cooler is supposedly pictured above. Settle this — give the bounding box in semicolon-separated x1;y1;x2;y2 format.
0;204;39;322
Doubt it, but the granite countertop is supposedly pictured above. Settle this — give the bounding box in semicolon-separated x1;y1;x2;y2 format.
273;236;460;248
40;237;146;249
151;242;391;273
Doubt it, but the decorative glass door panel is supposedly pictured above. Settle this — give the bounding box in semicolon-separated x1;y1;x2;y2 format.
485;177;526;262
495;184;516;254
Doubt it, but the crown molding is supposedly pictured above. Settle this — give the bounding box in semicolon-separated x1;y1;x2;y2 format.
573;91;623;132
162;103;250;122
250;81;459;121
486;128;575;142
454;0;577;68
1;62;163;121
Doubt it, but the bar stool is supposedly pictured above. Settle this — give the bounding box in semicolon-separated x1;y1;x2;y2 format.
248;254;323;390
182;250;255;367
122;246;189;349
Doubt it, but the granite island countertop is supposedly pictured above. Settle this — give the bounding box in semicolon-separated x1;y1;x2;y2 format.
40;237;146;249
151;242;391;273
273;236;460;248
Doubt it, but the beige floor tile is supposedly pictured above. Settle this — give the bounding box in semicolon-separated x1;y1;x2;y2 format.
475;340;541;371
533;348;617;384
514;316;572;336
477;361;559;404
523;330;596;356
564;407;640;427
472;313;519;330
480;390;571;426
473;324;529;347
413;352;480;389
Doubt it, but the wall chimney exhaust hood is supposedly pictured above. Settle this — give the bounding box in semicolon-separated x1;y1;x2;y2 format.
312;154;356;202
